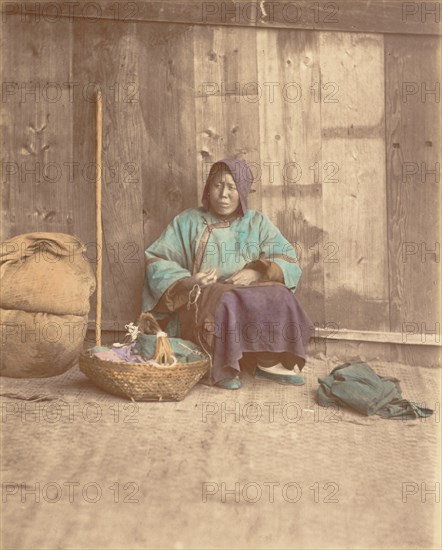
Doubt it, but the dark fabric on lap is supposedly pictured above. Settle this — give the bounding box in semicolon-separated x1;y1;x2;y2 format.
177;282;314;384
179;281;279;346
208;285;314;383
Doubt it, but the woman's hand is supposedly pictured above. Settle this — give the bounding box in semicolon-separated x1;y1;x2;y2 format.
181;269;218;290
225;268;263;286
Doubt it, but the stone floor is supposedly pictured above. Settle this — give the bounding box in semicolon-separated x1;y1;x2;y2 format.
1;354;440;549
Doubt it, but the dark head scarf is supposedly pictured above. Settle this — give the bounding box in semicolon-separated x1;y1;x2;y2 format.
201;158;255;216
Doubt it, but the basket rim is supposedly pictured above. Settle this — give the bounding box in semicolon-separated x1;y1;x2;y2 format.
79;349;209;371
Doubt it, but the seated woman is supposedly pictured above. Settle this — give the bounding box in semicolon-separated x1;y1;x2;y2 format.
142;158;315;389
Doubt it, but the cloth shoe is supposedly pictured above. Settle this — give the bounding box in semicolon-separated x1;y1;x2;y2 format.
215;376;241;390
256;363;305;386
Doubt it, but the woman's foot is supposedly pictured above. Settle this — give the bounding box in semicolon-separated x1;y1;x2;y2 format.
256;363;305;386
215;376;241;390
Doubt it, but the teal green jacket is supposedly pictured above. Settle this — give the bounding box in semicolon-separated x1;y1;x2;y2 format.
142;208;301;313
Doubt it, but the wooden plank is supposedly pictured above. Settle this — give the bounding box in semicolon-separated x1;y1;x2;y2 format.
385;35;441;340
257;1;442;36
72;19;145;324
256;28;324;325
1;1;440;35
320;31;389;332
0;1;257;27
317;328;441;346
0;16;74;239
137;23;198;246
193;25;261;207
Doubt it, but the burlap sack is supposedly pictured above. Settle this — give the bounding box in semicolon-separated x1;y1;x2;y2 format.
0;309;90;378
0;233;96;377
0;233;95;316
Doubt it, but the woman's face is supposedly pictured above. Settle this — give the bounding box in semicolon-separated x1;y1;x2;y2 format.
208;170;240;217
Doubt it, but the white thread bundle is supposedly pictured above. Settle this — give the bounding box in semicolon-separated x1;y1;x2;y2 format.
152;329;176;367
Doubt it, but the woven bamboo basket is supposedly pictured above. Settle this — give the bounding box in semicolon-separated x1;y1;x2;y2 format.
79;351;209;402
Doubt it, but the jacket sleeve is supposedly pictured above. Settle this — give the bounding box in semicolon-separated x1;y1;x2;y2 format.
152;279;190;313
145;214;193;308
253;213;302;290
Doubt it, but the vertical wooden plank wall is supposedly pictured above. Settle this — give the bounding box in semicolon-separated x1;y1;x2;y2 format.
72;19;144;326
385;35;441;363
137;24;199;247
193;26;261;204
256;29;324;326
320;32;389;333
1;10;440;362
1;17;73;238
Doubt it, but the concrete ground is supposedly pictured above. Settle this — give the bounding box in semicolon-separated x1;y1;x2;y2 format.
1;354;440;550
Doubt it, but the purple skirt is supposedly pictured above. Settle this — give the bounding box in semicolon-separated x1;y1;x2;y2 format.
196;285;315;384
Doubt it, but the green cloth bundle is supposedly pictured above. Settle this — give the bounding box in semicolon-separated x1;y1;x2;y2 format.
134;334;205;364
318;362;433;419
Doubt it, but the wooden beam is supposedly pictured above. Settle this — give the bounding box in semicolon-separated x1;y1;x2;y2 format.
1;1;441;35
316;327;441;346
256;0;442;36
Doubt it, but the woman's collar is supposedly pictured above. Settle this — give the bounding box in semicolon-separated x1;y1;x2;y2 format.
204;207;243;223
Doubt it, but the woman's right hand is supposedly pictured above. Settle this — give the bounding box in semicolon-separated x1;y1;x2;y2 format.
181;269;218;290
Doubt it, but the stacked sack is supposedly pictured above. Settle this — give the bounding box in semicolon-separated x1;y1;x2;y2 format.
0;233;96;377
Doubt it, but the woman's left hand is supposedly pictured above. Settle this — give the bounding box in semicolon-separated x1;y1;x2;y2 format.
225;268;263;286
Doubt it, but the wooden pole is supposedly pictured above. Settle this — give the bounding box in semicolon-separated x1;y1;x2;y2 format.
96;91;103;346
